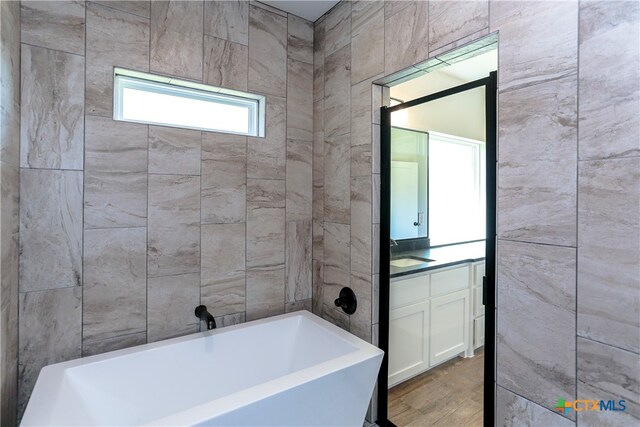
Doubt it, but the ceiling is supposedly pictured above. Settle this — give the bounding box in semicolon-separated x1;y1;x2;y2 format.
260;0;339;21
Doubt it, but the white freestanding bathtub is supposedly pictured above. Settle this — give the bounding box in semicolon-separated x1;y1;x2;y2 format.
21;310;383;426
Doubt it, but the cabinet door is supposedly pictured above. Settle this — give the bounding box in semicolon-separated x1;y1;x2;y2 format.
473;286;485;317
474;315;485;349
388;301;430;387
430;289;470;366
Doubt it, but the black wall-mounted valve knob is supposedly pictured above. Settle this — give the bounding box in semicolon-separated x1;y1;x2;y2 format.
334;287;357;315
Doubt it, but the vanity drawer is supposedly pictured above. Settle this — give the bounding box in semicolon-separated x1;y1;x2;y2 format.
430;265;470;297
390;274;429;309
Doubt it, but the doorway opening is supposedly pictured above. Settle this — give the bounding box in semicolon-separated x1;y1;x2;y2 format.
376;41;497;427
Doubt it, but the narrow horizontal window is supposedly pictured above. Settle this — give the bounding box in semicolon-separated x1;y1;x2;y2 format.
113;68;265;137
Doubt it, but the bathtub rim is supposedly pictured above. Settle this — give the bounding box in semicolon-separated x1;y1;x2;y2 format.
22;310;383;426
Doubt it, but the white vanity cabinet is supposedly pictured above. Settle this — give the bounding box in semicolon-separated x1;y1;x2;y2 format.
472;261;486;349
388;264;472;387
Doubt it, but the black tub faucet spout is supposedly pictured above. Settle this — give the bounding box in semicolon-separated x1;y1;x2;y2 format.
195;305;217;330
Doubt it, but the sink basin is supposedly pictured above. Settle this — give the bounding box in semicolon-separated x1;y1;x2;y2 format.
390;256;435;268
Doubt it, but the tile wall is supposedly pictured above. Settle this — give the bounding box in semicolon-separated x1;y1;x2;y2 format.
313;0;639;424
16;0;313;417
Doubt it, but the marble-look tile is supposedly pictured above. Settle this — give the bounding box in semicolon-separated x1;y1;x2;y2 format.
93;1;150;18
214;312;246;328
577;337;640;425
248;5;286;97
247;95;286;179
372;223;380;275
497;76;577;247
247;179;285;269
372;173;381;224
490;1;577;93
20;45;84;170
249;1;286;17
83;227;147;342
428;27;490;58
203;35;248;91
201;132;246;224
322;304;349;331
285;220;312;303
497;240;576;415
313;20;324;102
85;115;148;173
428;1;488;53
19;169;82;292
204;0;248;45
287;59;314;142
246;265;285;321
86;2;149;117
312;259;324;315
384;2;429;75
349;270;372;343
285;298;312;313
384;0;411;19
20;1;85;55
578;1;639;160
286;139;312;221
351;3;383;85
82;332;146;357
323;222;350;308
201;223;245;316
372;274;379;324
324;0;350;57
577;157;640;353
148;175;200;277
496;386;575;427
150;0;203;81
324;134;350;224
313;219;323;262
324;44;351;138
149;125;201;176
351;176;371;275
288;14;313;65
147;273;200;342
351;80;372;176
84;171;147;229
18;287;81;415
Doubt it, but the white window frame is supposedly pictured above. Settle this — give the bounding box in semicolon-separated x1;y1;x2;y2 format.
113;68;265;137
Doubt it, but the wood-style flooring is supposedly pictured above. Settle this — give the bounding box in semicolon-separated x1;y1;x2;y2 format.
389;348;484;427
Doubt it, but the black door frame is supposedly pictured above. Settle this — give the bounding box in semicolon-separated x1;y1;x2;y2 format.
376;71;498;427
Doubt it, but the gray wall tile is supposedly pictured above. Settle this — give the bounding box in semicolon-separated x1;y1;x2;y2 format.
18;287;81;416
86;2;149;117
288;14;313;65
324;44;351;138
201;223;246;317
577;337;640;425
313;20;325;102
201;132;246;224
93;1;150;18
214;312;246;328
324;1;351;57
287;59;314;142
246;265;285;321
490;1;577;93
150;0;203;81
578;157;640;353
84;171;147;229
82;332;146;357
322;303;349;331
19;169;82;292
497;76;577;247
496;386;575;427
247;95;286;179
578;1;640;161
20;1;85;55
247;179;285;269
85;115;148;173
312;259;324;315
204;0;248;46
148;175;200;277
20;45;84;170
350;270;372;342
286;220;312;303
149;125;201;176
203;35;248;91
351;175;371;275
384;2;429;75
350;79;372;175
285;298;312;313
324;134;350;224
1;0;21;168
148;273;200;342
323;222;350;307
351;2;383;85
248;5;286;97
428;1;488;53
497;240;576;415
83;227;147;342
286;139;313;221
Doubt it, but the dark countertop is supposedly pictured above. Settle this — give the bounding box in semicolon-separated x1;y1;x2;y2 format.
390;241;485;278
